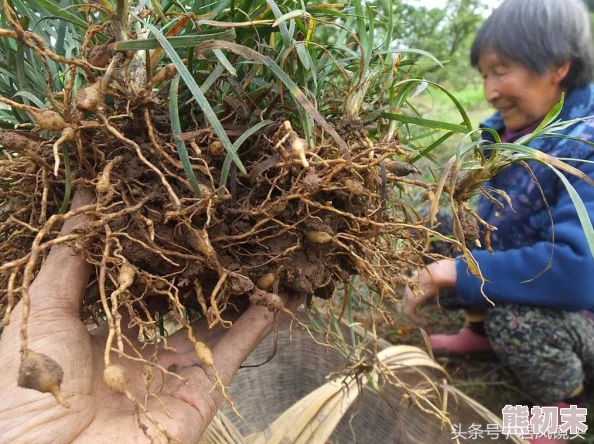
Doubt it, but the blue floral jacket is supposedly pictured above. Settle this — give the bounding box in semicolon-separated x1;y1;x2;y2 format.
456;84;594;312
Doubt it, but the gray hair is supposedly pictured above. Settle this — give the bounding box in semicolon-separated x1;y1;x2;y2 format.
470;0;594;89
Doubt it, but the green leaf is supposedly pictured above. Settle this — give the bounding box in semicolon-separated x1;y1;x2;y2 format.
12;91;45;109
382;112;468;134
15;39;27;104
33;0;87;28
384;0;393;51
55;0;68;56
134;15;246;174
200;64;225;93
353;0;369;68
490;142;594;187
266;0;292;50
169;74;203;198
523;95;565;142
295;43;310;71
113;31;237;51
151;0;168;23
410;131;456;163
213;48;236;76
551;167;594;258
219;119;273;189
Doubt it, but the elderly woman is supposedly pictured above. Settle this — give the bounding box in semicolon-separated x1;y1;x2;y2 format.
404;0;594;441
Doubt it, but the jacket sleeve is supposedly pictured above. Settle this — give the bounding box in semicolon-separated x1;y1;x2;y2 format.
455;156;594;311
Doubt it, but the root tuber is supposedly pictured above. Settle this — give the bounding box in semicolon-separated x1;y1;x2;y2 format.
194;341;214;367
103;364;129;394
18;351;68;407
33;109;68;132
305;231;333;244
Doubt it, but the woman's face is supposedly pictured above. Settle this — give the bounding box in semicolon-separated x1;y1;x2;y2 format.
477;48;570;131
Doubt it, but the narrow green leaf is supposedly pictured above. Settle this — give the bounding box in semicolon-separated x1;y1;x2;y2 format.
201;64;225;93
384;0;393;51
296;43;310;71
191;0;202;13
531;96;564;136
55;0;68;56
491;142;594;187
382;112;468;134
407;129;441;142
12;91;45;109
310;8;348;20
113;31;236;51
213;48;236;76
266;0;292;49
33;0;87;28
551;167;594;258
481;127;502;143
170;74;202;197
15;34;28;105
219;120;272;189
410;131;456;163
538;134;594;150
353;0;369;68
151;0;168;23
135;16;246;174
366;4;374;66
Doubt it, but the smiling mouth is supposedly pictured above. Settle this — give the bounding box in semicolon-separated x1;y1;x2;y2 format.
498;105;514;115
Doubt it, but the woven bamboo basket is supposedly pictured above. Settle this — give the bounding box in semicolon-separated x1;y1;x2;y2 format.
201;312;525;444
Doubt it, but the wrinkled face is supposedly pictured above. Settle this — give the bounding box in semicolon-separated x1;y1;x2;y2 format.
478;48;569;131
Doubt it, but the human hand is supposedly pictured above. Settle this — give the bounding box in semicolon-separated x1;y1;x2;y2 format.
403;259;457;325
0;190;305;444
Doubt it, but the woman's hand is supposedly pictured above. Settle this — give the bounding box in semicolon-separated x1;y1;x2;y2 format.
0;190;305;444
403;259;457;325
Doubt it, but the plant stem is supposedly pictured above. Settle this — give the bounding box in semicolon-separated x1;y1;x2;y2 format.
114;0;128;42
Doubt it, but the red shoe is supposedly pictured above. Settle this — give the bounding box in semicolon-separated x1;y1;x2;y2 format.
429;327;492;355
